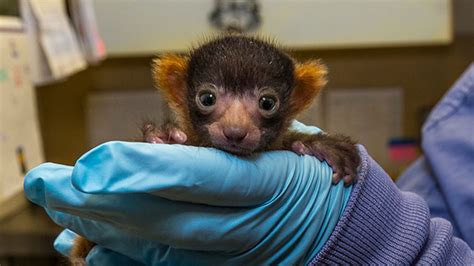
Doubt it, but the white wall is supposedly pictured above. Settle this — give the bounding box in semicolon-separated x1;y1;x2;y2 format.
92;0;453;56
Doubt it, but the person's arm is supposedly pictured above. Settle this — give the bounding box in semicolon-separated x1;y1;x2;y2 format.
313;146;472;265
397;63;474;248
25;128;473;264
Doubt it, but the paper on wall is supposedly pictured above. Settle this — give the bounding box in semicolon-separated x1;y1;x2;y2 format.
19;0;55;85
28;0;86;79
69;0;106;64
0;17;44;205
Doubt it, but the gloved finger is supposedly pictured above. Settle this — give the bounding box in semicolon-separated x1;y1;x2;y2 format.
24;163;85;208
25;163;257;251
54;229;77;257
47;210;230;265
71;141;324;206
34;170;269;252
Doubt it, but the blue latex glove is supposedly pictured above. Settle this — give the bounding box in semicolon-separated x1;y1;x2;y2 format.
24;122;352;265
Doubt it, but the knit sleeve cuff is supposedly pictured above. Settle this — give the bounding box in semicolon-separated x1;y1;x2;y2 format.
310;145;432;264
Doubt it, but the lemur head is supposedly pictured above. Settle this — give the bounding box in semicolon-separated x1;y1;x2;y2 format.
153;35;327;155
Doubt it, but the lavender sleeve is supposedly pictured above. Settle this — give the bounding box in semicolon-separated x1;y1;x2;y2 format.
309;145;473;265
397;64;474;248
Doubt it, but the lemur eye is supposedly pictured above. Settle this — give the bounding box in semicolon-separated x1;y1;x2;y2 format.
196;84;218;113
259;96;276;111
199;91;216;107
259;95;279;115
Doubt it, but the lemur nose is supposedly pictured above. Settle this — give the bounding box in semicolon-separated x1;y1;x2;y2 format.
223;127;248;143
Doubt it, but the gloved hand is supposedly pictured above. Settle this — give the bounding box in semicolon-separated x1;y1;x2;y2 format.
24;122;352;265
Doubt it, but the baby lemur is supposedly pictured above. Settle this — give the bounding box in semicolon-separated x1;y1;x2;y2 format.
70;35;360;264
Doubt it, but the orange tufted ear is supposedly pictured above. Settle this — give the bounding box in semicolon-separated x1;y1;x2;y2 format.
152;55;189;123
289;60;328;117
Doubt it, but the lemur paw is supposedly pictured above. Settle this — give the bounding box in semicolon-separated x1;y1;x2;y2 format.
141;123;187;144
291;135;360;186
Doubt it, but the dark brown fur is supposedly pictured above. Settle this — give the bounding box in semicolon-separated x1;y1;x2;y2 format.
71;35;360;263
70;236;95;265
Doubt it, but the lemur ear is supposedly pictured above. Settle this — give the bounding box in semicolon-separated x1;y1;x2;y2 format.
289;60;327;116
152;55;189;120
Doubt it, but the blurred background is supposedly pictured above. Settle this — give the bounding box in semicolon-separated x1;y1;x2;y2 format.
0;0;473;265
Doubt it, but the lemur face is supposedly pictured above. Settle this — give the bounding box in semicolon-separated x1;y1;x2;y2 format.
186;36;295;154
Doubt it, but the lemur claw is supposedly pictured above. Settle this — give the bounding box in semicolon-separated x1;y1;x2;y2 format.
291;137;359;186
141;123;187;144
